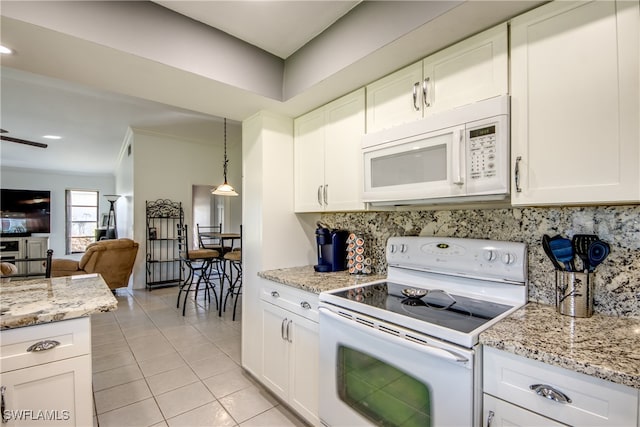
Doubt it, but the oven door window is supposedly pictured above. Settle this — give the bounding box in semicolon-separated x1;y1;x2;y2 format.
338;345;431;427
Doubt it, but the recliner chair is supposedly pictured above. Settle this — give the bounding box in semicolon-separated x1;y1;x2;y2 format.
50;238;139;290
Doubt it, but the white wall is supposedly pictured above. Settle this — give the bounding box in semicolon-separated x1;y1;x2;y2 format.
128;123;242;289
0;166;115;257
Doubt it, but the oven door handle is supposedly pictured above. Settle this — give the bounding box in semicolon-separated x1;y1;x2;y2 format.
319;307;471;366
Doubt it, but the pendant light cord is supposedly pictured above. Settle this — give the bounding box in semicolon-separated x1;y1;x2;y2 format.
222;118;229;182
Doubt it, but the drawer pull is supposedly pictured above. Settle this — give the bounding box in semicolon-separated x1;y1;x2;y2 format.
271;291;280;298
26;340;61;352
530;384;572;404
300;301;311;309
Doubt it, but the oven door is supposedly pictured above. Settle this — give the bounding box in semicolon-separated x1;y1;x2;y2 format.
319;304;475;427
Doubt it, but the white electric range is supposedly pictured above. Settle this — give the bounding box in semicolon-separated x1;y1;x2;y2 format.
318;236;528;426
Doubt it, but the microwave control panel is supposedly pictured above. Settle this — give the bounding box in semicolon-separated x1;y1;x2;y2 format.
468;124;497;180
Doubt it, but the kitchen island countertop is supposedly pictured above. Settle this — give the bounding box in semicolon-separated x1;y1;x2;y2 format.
258;265;386;294
0;274;118;329
480;302;640;390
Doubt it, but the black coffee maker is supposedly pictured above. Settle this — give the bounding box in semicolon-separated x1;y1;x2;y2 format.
314;222;349;272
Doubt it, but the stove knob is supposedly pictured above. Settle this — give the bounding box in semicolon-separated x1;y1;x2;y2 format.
502;252;515;265
400;244;408;253
483;250;496;261
388;244;397;254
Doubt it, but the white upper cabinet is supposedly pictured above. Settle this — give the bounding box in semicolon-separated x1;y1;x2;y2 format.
294;88;366;212
365;62;424;133
366;23;508;133
510;0;639;206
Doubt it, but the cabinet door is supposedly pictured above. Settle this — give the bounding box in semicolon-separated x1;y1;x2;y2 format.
366;61;423;133
423;23;507;114
289;314;320;426
24;238;47;275
483;394;567;427
511;0;639;205
1;355;93;427
294;108;326;212
324;89;366;212
260;301;290;402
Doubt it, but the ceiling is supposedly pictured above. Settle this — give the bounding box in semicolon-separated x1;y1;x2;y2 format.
0;1;361;175
152;1;361;60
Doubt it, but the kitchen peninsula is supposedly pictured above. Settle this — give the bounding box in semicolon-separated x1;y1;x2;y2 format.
1;274;117;426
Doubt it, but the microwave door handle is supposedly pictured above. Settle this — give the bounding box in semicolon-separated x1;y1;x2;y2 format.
452;130;464;186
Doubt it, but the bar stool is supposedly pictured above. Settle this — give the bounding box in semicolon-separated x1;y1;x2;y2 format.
221;226;242;320
176;224;219;316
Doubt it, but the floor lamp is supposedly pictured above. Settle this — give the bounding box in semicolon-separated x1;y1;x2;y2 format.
104;194;121;239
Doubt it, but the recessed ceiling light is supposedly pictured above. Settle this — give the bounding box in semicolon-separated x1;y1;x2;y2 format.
0;45;13;55
43;135;62;140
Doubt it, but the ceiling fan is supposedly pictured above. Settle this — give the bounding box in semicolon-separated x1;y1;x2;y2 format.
0;129;48;148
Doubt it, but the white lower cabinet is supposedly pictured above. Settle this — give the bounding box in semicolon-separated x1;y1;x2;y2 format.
0;317;93;426
260;283;319;426
1;355;92;427
482;346;639;427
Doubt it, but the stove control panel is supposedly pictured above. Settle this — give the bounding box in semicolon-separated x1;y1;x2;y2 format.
387;236;527;284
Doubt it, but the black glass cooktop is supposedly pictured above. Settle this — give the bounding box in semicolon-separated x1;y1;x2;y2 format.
331;281;513;333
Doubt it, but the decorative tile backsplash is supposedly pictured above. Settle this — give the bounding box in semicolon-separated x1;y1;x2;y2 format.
320;205;640;317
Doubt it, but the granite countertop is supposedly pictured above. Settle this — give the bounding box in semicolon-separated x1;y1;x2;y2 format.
480;302;640;390
258;265;386;294
0;274;118;330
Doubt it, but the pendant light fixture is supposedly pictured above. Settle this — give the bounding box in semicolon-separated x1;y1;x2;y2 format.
212;118;238;196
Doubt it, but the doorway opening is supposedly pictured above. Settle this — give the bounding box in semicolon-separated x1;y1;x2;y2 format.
192;185;224;242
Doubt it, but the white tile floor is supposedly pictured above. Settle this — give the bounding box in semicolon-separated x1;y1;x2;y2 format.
91;286;307;427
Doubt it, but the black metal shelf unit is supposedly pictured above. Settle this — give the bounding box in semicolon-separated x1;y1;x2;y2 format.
145;199;183;290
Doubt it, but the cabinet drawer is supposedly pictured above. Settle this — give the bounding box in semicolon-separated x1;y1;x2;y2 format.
483;346;638;426
1;317;91;372
261;282;319;323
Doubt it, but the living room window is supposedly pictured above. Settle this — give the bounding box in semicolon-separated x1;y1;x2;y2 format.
66;190;98;254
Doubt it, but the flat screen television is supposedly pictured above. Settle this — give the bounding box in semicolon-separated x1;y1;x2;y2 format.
1;189;51;236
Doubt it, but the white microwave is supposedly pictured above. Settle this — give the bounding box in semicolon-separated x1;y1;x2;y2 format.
362;95;510;206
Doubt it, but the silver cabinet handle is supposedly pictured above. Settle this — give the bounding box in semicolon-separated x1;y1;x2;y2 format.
27;340;61;352
300;301;311;309
412;82;420;111
317;185;323;206
486;410;494;427
423;77;430;107
286;319;293;343
515;156;523;193
1;385;7;423
323;185;328;206
530;384;572;404
280;318;288;341
270;291;279;298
